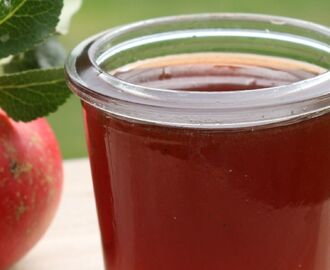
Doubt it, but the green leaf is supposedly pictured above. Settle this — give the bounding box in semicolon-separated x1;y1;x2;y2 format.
0;68;71;121
2;38;66;73
0;0;64;59
1;51;39;74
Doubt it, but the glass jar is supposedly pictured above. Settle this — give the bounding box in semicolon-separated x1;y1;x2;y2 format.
66;14;330;270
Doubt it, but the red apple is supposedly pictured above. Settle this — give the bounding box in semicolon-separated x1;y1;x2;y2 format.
0;110;63;270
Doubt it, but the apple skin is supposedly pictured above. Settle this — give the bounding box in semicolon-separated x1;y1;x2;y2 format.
0;111;63;270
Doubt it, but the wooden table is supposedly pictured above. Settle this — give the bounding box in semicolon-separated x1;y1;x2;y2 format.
13;159;104;270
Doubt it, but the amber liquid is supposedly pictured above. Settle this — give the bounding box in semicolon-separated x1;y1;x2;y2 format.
83;53;330;270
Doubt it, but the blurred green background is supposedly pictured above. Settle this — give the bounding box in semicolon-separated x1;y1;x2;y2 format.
51;0;330;159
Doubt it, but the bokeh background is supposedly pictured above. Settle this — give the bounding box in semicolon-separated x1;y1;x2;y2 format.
51;0;330;158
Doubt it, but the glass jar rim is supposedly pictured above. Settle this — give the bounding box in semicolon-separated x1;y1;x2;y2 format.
65;13;330;129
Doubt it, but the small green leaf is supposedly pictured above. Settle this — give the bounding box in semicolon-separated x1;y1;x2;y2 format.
0;0;64;59
2;51;39;74
0;68;71;122
2;38;66;73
